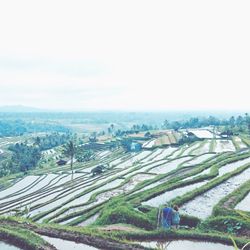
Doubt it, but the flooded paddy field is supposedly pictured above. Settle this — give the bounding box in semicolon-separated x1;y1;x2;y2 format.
137;240;234;250
235;192;250;212
0;136;248;225
181;167;250;219
0;131;249;250
0;242;22;250
41;236;99;250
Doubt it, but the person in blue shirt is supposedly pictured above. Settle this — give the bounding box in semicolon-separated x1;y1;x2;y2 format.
162;207;173;229
171;205;180;229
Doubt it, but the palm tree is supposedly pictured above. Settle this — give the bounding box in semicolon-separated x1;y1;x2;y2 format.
62;140;76;180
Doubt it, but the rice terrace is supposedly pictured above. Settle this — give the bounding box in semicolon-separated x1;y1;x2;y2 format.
0;113;249;250
1;1;250;249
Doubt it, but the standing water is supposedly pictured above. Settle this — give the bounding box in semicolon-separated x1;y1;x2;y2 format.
0;242;22;250
138;240;234;250
41;236;99;250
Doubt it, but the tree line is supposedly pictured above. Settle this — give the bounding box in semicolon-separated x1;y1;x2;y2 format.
162;113;250;132
0;133;72;177
0;120;70;137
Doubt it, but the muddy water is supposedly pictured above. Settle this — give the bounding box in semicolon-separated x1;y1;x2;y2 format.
77;213;99;226
234;136;247;149
181;142;202;156
41;236;99;250
218;157;250;176
0;175;40;199
188;129;215;139
183;168;211;181
168;146;187;159
181;167;250;219
0;242;22;250
117;151;152;169
39;178;123;221
142;181;207;207
141;149;163;162
149;156;192;174
153;147;177;161
0;174;59;205
57;174;154;221
182;154;214;167
192;140;211;155
137;240;233;250
235;192;250;211
214;140;235;153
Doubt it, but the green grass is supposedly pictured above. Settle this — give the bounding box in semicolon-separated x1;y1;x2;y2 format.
198;216;250;237
171;162;250;207
94;198;155;230
213;179;250;218
240;134;250;147
0;223;47;250
128;152;249;206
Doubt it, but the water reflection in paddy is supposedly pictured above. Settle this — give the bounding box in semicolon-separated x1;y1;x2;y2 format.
138;240;234;250
42;236;99;250
0;242;22;250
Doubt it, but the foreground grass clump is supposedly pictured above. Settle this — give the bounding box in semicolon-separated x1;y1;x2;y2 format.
94;198;155;230
199;216;250;236
0;224;48;250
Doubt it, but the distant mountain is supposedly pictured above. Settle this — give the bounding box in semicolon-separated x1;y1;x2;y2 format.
0;105;48;112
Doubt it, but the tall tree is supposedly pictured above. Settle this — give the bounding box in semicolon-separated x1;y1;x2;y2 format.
63;140;76;180
163;119;169;129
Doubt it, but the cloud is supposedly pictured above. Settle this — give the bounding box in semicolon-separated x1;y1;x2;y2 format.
0;0;249;111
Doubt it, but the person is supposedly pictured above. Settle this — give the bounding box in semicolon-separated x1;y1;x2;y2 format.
171;205;180;229
162;207;173;229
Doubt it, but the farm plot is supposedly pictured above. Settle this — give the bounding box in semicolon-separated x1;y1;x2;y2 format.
142;139;156;149
116;151;152;169
218;157;250;176
153;147;178;161
181;166;250;219
181;142;204;156
29;154;159;221
0;138;248;235
0;173;92;215
0;174;60;205
149;156;192;174
40;178;124;222
181;154;215;167
233;136;248;150
49;173;155;223
0;175;42;199
137;240;233;250
154;135;171;147
140;155;250;209
192;140;212;155
141;148;164;162
28;172;121;218
214;140;236;153
142;131;180;149
41;236;99;250
142;180;208;207
188;129;218;139
235;192;250;212
0;242;22;250
132;154;223;195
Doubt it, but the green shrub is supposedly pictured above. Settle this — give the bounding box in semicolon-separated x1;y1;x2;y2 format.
180;214;201;228
95;198;154;230
199;216;249;235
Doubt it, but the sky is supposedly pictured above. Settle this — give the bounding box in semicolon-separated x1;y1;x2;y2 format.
0;0;249;112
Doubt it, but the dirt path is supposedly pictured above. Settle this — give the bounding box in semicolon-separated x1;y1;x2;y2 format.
98;224;143;233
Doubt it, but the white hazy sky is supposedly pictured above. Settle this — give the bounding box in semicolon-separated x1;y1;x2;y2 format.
0;0;249;111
